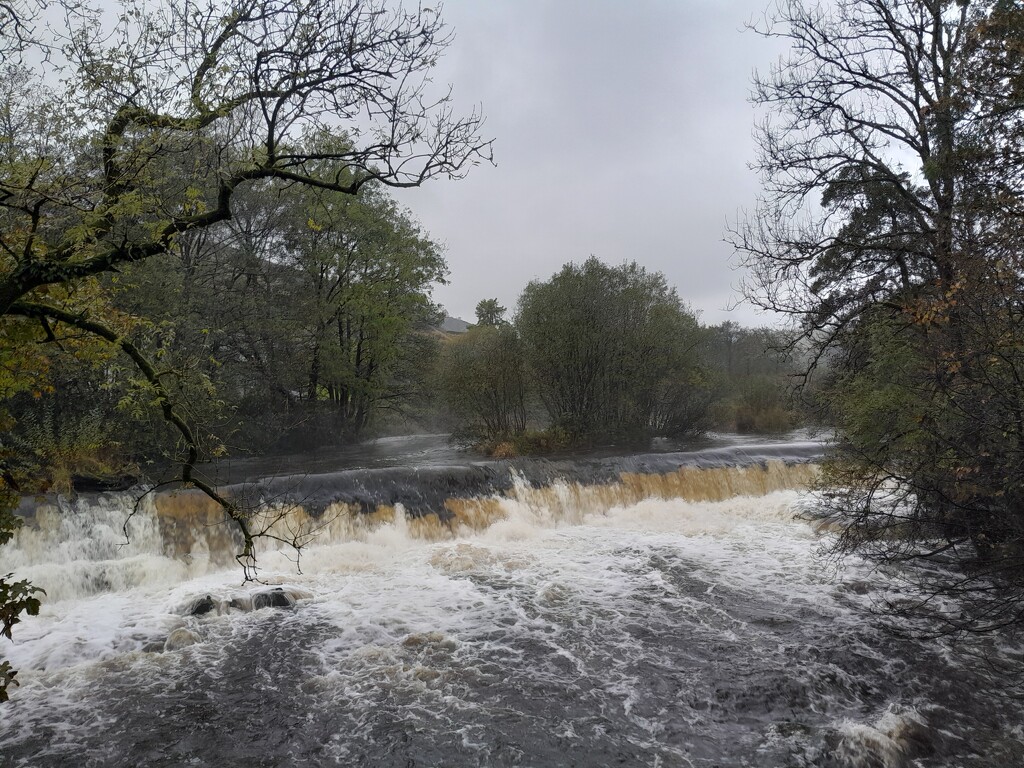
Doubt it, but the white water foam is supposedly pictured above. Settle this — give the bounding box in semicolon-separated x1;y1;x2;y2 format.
3;487;1023;766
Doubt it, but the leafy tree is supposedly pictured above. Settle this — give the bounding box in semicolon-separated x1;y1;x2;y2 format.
733;0;1024;633
119;177;448;450
0;0;489;552
0;0;489;695
437;324;528;442
474;298;507;327
704;323;802;433
286;184;447;438
516;258;707;442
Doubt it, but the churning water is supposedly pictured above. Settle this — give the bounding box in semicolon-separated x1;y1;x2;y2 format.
2;439;1023;767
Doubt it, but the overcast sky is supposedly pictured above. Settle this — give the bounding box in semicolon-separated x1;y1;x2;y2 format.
396;0;786;326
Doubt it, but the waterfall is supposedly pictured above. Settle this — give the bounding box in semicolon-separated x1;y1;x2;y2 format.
4;437;1022;768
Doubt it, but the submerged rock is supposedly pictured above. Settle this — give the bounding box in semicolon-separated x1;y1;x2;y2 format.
164;627;202;651
228;595;253;612
188;595;217;616
176;586;309;616
253;588;295;610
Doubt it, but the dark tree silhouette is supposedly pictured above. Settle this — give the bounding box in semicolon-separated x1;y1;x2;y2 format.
731;0;1024;636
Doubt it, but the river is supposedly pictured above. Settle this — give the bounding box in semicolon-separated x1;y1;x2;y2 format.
1;436;1022;767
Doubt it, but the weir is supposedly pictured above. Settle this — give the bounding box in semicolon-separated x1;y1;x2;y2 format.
10;441;824;601
5;437;1024;768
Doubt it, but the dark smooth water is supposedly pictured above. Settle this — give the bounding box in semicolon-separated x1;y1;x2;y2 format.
191;430;827;485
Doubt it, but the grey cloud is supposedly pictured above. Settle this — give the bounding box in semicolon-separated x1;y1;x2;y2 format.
399;0;786;327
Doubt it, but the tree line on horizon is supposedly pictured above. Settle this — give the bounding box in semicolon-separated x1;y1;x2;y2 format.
439;260;802;456
4;235;805;491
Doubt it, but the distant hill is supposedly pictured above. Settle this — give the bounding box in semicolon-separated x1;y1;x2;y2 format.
439;316;471;334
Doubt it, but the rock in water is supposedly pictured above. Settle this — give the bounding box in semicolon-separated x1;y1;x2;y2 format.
164;628;201;651
228;595;253;612
188;595;217;616
253;588;295;610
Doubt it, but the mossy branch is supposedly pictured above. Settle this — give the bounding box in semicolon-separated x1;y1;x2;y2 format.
7;301;258;573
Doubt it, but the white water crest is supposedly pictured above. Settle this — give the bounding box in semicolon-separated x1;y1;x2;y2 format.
2;457;1023;767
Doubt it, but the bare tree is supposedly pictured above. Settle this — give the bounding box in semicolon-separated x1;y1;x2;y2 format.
0;0;38;60
731;0;1024;636
732;0;975;345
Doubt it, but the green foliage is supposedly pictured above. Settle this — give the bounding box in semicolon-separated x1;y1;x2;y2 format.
0;498;20;550
1;495;43;704
438;324;528;441
290;184;447;438
712;377;799;434
703;322;803;433
0;576;43;702
516;258;708;442
111;177;448;451
14;404;118;493
0;306;213;492
1;575;41;641
474;298;506;327
823;316;927;456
